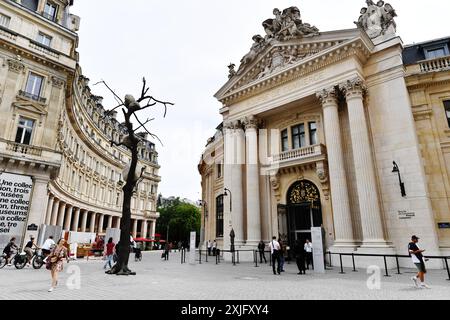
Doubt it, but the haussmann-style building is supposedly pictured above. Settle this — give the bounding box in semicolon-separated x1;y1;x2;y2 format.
199;2;450;267
0;0;161;249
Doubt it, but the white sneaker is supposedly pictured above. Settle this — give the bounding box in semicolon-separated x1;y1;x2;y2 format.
420;283;431;289
7;264;12;267
48;287;54;292
411;277;419;288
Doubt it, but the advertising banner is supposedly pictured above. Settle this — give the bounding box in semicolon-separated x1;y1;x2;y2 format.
0;173;33;249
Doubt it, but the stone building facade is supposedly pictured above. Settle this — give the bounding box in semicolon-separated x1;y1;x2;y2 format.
0;0;160;248
199;3;450;266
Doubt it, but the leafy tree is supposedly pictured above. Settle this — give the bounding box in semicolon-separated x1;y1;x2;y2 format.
156;197;201;244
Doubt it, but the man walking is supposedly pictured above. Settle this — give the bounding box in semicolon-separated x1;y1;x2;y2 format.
207;240;212;256
304;239;313;270
269;237;281;275
258;240;267;264
409;235;430;289
212;240;217;256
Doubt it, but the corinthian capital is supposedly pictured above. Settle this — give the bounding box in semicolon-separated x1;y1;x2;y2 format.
339;77;367;98
7;59;25;74
316;87;338;106
243;115;259;130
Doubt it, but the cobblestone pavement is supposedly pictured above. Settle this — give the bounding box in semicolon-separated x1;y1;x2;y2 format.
0;251;449;300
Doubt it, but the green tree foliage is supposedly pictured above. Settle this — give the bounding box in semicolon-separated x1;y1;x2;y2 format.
156;197;201;243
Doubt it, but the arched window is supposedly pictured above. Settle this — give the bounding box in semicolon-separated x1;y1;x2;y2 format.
216;195;224;238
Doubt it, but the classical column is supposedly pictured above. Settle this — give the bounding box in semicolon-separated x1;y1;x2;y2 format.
64;205;74;231
56;202;66;227
89;212;97;233
141;220;148;239
107;215;113;229
244;116;261;245
132;219;138;238
97;214;104;234
151;220;156;239
45;195;54;225
230;121;245;246
317;88;355;247
50;199;60;226
72;208;80;232
340;78;386;247
80;210;88;232
115;217;121;229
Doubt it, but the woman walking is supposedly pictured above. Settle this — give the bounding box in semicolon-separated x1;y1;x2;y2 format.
104;238;116;270
47;239;69;292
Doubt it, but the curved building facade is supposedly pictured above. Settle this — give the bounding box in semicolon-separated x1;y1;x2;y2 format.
0;0;160;248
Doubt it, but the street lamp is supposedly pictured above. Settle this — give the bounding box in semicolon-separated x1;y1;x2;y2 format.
223;188;232;212
392;161;406;197
199;200;208;245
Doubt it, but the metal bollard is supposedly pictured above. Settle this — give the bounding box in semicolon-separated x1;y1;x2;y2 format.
339;254;345;274
254;251;259;268
352;253;357;272
395;255;401;275
199;249;202;264
383;256;390;277
445;258;450;281
237;251;240;264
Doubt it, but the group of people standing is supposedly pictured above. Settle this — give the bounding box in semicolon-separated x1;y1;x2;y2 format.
263;238;313;275
206;240;218;256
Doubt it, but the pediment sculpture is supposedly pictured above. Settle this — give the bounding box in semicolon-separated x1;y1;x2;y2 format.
355;0;397;39
235;6;320;76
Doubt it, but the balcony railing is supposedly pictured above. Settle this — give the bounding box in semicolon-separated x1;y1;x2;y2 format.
420;55;450;73
273;144;326;163
6;141;43;157
29;40;60;59
18;90;47;104
0;25;18;40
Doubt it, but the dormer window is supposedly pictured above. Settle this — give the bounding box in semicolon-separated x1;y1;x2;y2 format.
424;44;449;60
43;2;58;22
22;0;39;12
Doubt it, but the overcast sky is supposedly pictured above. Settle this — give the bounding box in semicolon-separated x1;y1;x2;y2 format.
70;0;450;201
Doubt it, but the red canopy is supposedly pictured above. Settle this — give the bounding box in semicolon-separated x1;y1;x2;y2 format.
133;238;153;242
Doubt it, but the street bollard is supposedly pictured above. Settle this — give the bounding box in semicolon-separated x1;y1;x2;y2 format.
396;255;401;275
352;253;357;272
339;254;345;274
383;256;390;277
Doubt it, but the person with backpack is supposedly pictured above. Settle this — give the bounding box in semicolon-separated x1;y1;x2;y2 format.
408;235;430;289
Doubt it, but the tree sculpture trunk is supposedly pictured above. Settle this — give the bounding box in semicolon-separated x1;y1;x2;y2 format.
96;79;172;276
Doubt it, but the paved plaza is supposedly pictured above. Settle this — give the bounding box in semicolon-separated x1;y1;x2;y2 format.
0;251;449;300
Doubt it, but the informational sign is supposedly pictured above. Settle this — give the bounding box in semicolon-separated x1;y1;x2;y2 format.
398;210;415;220
438;223;450;229
0;173;33;249
27;224;38;231
189;231;196;265
311;227;325;274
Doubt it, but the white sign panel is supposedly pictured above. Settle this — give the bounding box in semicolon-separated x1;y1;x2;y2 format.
311;227;325;274
189;231;196;265
0;173;33;249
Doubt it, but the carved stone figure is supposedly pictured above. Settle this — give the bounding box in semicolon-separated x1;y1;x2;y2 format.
237;35;266;75
236;6;320;76
228;63;237;79
355;0;397;39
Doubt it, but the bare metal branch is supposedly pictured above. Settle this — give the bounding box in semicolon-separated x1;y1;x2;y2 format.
133;113;164;146
93;80;124;105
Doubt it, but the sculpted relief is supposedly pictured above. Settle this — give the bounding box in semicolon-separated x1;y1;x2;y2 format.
235;6;320;77
355;0;397;39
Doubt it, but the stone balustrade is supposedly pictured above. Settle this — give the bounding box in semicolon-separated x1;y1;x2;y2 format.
6;140;43;156
273;144;325;163
420;55;450;73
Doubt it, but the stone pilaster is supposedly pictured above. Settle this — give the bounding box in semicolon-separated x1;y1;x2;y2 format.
340;77;387;247
57;202;66;227
231;121;245;246
132;219;138;238
244;115;261;245
107;215;113;229
317;88;356;247
97;214;104;234
89;212;97;233
25;177;49;241
80;210;88;232
45;195;54;225
141;220;148;239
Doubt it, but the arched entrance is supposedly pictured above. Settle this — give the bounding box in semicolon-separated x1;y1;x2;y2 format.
286;180;323;247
